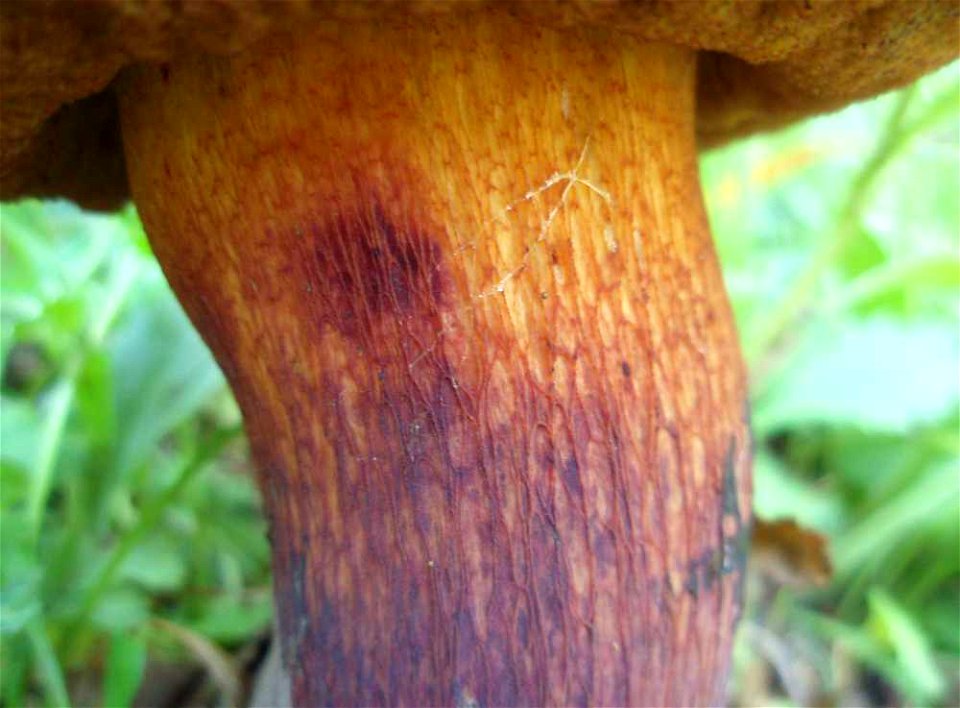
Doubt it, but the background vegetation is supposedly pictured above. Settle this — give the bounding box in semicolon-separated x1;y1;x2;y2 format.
2;63;957;706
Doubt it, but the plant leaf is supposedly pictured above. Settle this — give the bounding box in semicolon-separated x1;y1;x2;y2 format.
755;317;959;433
102;631;147;708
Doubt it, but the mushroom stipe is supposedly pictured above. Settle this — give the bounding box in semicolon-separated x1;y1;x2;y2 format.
2;2;956;705
118;23;751;704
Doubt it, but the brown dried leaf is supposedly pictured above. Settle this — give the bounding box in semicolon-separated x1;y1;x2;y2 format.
751;518;833;588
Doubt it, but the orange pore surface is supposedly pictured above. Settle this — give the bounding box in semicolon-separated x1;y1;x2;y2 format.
120;13;751;706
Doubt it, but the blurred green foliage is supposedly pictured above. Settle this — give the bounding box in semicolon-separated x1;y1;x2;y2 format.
703;62;959;706
1;206;271;706
1;63;958;706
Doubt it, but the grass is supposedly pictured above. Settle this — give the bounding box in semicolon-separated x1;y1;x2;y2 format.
1;207;271;706
1;62;958;706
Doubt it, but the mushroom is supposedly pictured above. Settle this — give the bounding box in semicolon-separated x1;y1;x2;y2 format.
2;3;956;705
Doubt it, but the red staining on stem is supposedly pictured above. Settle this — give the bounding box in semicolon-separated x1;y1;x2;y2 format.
305;202;448;344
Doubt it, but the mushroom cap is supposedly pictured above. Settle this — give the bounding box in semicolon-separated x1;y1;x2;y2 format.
2;0;957;210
